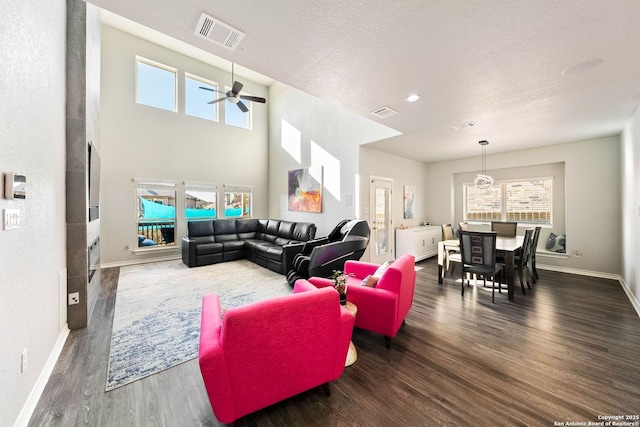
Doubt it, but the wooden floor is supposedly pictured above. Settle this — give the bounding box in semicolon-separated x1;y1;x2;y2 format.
29;258;640;426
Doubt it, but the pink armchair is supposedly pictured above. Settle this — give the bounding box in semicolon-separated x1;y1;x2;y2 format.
198;285;355;426
308;254;416;349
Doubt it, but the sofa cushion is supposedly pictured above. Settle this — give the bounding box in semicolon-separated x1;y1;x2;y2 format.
255;243;283;261
278;221;296;239
236;219;258;239
197;242;223;255
293;222;316;241
222;240;245;252
213;219;239;242
188;220;214;238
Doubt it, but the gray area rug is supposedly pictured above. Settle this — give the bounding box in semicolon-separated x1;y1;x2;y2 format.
106;259;291;391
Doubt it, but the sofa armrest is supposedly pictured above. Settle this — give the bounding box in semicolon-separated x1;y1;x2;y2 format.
293;278;321;294
182;236;198;267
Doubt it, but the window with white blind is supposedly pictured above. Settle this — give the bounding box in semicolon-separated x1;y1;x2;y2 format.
463;177;553;225
184;183;218;220
223;185;252;218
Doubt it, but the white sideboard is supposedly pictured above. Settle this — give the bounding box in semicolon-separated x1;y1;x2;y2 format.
395;226;442;261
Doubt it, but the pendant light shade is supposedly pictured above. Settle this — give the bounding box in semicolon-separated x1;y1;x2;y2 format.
474;140;493;189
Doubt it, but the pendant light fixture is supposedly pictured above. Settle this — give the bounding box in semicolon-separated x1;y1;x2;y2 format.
474;140;493;189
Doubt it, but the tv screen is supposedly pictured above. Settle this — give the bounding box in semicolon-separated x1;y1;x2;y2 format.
88;142;100;221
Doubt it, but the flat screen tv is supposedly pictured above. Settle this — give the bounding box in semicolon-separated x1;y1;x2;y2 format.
88;142;100;221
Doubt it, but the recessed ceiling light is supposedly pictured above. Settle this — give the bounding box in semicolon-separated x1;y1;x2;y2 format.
561;59;603;77
405;94;421;103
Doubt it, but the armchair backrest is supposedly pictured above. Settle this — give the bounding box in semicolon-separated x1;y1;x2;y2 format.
375;254;416;324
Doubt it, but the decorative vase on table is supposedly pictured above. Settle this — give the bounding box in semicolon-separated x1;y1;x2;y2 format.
332;270;348;306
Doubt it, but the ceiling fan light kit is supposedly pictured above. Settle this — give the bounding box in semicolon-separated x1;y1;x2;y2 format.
474;140;494;190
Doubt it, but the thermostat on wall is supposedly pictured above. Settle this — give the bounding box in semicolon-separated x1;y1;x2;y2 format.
4;172;26;199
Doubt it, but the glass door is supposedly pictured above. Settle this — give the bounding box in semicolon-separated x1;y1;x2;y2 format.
369;177;394;264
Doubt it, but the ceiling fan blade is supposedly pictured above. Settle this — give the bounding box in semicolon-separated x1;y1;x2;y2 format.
240;95;266;103
208;97;227;105
237;100;249;113
231;80;243;95
200;86;226;94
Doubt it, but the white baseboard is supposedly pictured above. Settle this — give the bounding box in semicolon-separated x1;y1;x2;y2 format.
538;264;639;318
101;254;181;269
14;325;71;427
618;276;640;318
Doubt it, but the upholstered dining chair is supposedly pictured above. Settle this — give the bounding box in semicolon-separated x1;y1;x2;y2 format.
458;222;469;232
491;221;518;237
459;231;503;303
441;224;461;276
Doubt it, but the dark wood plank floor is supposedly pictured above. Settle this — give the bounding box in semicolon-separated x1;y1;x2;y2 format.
28;258;640;426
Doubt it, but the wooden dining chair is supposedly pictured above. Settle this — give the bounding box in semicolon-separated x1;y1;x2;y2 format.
512;228;534;294
529;226;542;282
459;231;503;303
491;221;517;237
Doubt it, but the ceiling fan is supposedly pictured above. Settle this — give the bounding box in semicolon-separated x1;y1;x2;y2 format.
200;63;266;113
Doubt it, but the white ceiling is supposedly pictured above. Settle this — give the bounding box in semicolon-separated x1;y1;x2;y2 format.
90;0;640;163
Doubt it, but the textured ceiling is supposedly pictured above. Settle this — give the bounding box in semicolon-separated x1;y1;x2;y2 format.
89;0;640;163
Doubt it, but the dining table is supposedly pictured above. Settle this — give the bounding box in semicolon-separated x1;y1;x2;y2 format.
437;234;525;301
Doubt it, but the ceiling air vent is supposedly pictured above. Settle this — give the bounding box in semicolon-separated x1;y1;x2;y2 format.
452;121;477;130
371;106;397;119
194;13;245;51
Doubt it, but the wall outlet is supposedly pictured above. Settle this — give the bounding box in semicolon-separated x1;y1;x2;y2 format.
68;292;80;305
21;348;27;373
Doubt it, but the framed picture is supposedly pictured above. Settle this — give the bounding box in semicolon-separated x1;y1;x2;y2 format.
288;166;323;212
403;185;415;219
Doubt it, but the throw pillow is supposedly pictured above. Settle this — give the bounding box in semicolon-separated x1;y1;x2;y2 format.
360;274;379;287
545;232;566;253
373;261;391;278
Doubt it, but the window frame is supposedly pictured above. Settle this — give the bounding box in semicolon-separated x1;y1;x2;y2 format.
135;180;178;249
462;176;553;226
135;56;178;112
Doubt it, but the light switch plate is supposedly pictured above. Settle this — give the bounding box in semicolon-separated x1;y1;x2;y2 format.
3;208;20;230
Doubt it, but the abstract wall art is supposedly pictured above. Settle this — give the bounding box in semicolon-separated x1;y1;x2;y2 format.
288;166;323;212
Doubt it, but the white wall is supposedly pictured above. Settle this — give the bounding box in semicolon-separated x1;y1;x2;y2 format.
621;105;640;309
0;1;67;425
267;82;399;237
99;25;269;265
358;146;431;260
423;136;621;274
